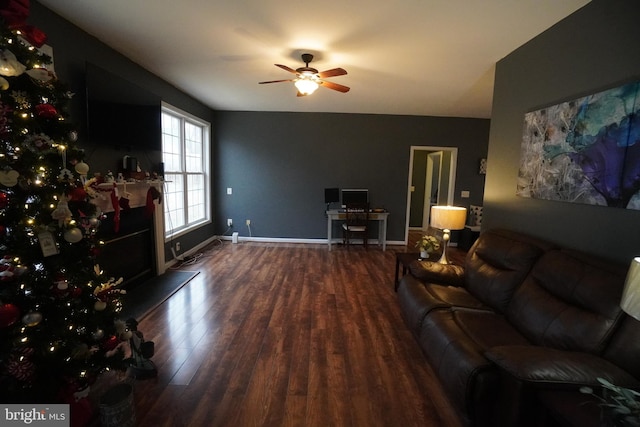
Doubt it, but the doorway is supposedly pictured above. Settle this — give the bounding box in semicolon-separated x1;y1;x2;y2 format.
405;146;458;244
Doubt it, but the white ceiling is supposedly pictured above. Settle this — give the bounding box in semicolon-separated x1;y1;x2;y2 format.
38;0;590;119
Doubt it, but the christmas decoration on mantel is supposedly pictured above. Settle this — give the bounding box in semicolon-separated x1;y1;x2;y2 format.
0;0;130;409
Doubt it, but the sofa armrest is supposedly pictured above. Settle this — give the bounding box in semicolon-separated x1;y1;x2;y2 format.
408;260;464;287
485;345;640;390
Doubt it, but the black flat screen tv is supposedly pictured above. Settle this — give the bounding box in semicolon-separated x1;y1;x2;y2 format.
85;62;161;151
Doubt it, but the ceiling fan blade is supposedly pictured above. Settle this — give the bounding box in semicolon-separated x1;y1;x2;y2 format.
258;79;293;84
320;80;350;93
275;64;299;74
317;68;347;79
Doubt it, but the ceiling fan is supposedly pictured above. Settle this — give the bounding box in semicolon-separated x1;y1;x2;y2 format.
259;53;350;96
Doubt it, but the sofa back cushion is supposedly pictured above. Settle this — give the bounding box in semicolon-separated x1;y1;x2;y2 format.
506;249;626;354
463;229;553;313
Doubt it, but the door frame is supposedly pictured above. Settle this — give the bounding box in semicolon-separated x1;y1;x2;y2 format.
405;146;458;244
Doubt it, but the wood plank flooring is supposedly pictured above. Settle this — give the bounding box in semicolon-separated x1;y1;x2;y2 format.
128;240;465;427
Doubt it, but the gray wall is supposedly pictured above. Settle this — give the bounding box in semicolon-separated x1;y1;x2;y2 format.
216;112;489;242
485;0;640;264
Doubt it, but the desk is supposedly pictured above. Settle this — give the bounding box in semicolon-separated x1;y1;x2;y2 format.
326;210;389;251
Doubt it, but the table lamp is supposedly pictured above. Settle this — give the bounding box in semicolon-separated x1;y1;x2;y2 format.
621;257;640;321
430;205;467;264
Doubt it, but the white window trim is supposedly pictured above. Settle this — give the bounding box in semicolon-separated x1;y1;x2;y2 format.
161;101;211;241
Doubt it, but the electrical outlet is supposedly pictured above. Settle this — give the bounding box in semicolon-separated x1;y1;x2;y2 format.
175;242;181;251
227;218;233;227
246;219;251;226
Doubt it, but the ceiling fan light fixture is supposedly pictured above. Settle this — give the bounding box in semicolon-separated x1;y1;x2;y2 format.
259;53;349;96
294;77;319;95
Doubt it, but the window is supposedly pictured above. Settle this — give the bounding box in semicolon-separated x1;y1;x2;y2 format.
161;103;210;239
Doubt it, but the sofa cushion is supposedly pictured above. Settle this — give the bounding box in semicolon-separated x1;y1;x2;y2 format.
464;229;552;313
486;345;640;390
397;274;491;335
418;309;531;424
506;249;627;354
408;260;464;286
396;274;445;335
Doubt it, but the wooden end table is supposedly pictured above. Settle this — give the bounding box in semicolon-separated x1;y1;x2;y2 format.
395;252;422;291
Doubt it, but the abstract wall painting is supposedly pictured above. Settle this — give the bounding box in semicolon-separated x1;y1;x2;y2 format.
517;80;640;210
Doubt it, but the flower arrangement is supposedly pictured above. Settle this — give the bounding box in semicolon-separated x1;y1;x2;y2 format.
415;235;440;254
580;378;640;426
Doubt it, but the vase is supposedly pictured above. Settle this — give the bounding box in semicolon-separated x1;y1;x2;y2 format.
420;250;429;258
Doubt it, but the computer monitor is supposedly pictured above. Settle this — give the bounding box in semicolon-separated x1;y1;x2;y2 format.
341;189;368;207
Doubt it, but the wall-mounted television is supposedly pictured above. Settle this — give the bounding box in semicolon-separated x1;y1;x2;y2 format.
341;188;369;207
85;62;161;151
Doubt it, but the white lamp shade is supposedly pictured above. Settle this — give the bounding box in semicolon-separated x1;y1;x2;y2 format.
430;206;467;230
621;257;640;320
294;78;319;95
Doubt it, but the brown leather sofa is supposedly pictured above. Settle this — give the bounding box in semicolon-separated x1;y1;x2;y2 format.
396;229;640;427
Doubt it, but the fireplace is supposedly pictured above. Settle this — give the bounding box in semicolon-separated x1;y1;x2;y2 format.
92;182;164;287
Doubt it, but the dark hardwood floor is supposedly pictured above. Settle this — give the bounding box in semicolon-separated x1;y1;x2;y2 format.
126;237;466;427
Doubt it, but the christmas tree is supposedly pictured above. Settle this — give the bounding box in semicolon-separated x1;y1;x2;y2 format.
0;1;127;404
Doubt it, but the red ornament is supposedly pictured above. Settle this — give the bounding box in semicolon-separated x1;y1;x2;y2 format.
70;287;82;298
0;0;29;27
102;335;119;351
68;186;87;202
0;191;9;209
0;303;20;328
0;0;48;47
35;103;58;119
6;350;35;382
21;25;47;48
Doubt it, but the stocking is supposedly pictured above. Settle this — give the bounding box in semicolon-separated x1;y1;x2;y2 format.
145;186;161;218
109;185;120;233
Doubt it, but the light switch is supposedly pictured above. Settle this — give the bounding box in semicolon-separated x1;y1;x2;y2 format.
226;187;232;195
461;190;470;198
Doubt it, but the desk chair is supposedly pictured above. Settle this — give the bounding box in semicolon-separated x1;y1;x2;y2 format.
342;203;370;249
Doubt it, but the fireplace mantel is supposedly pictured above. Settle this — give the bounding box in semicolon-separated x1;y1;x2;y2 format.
92;181;163;212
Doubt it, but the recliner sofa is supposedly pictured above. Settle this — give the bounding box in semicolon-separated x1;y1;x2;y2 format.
396;229;640;426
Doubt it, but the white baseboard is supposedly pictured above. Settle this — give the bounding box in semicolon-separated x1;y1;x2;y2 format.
217;235;406;247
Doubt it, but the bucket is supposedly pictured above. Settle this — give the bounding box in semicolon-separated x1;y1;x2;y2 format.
99;383;136;427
